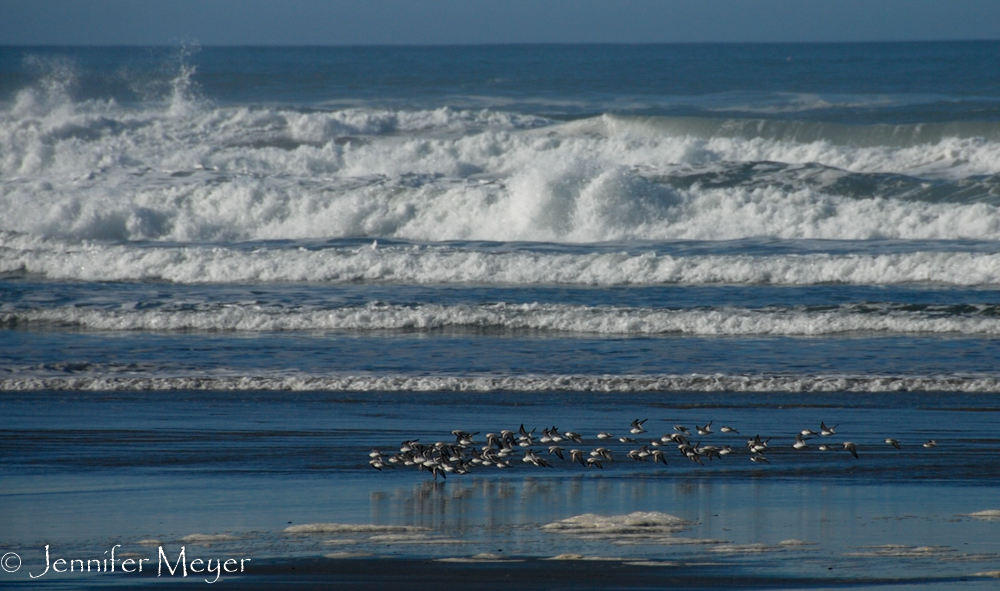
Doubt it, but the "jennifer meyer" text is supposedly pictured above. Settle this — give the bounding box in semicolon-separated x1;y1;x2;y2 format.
28;545;250;584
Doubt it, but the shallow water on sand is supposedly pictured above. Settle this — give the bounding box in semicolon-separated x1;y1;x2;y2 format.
2;390;999;588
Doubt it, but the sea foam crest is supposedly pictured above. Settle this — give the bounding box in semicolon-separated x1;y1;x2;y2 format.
4;85;1000;244
5;234;1000;286
6;302;1000;336
4;373;1000;393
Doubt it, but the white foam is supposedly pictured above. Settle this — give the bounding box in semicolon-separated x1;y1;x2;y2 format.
6;301;1000;336
710;543;784;554
622;560;682;567
283;523;428;534
434;553;524;563
778;539;816;546
612;537;728;546
366;534;464;544
6;373;1000;393
544;554;622;561
7;234;1000;286
541;512;690;535
4;94;1000;245
323;551;374;559
845;545;956;558
179;533;238;544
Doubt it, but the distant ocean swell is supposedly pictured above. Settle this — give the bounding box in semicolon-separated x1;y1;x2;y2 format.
6;302;1000;336
4;373;1000;393
5;235;1000;286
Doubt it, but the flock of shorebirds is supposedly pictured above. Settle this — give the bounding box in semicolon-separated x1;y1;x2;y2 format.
368;419;939;479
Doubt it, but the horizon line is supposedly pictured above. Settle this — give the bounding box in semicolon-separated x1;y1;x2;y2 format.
2;38;1000;49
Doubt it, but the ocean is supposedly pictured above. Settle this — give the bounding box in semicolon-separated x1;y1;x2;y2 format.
2;43;1000;589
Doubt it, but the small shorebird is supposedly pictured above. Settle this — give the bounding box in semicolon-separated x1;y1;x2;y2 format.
842;442;859;458
452;430;478;446
522;449;552;467
674;425;691;435
569;449;586;466
747;435;770;454
820;422;837;436
793;434;809;450
597;431;614;440
630;418;648;434
591;447;613;461
720;425;739;434
923;440;937;448
696;421;713;436
885;438;900;449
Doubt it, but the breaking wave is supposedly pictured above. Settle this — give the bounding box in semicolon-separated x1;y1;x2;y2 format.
3;62;1000;245
6;234;1000;286
4;373;1000;393
6;302;1000;336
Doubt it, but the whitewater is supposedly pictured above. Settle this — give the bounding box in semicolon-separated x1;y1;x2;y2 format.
3;43;1000;392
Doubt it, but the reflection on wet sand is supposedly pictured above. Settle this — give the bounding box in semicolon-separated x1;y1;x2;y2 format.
360;475;1000;579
